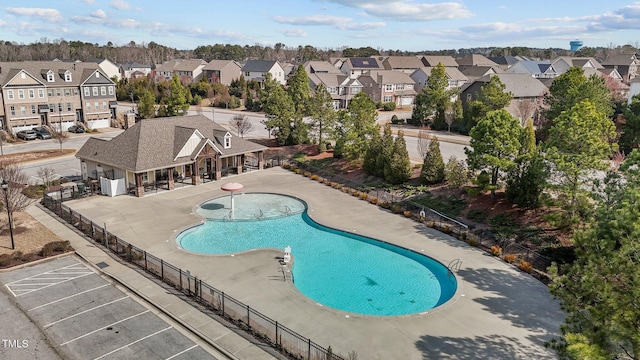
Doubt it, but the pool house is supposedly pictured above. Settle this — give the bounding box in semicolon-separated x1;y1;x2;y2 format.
76;115;267;197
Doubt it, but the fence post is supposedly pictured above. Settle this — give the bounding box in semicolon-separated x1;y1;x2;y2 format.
221;292;225;316
308;338;311;360
199;279;202;303
79;214;83;232
275;321;279;348
179;269;182;291
144;252;147;270
247;305;251;329
161;259;164;280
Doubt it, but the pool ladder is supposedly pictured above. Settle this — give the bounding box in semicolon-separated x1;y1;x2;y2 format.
447;258;462;278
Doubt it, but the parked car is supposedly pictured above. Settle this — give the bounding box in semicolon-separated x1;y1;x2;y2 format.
32;127;52;139
67;125;85;134
16;129;38;140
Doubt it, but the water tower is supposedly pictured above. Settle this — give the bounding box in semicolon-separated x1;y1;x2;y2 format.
570;40;584;52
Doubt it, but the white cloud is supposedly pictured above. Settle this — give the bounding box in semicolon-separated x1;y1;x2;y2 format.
318;1;473;21
336;21;385;30
110;0;131;10
90;9;107;19
81;0;96;4
278;28;308;37
5;7;63;22
273;15;350;26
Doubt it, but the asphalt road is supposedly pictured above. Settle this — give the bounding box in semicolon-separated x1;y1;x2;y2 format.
7;106;468;184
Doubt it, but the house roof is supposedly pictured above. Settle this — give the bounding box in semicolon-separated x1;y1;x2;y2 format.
173;59;206;72
552;56;604;69
120;61;151;70
76;115;266;173
0;60;109;87
202;60;240;71
414;67;468;82
421;55;459;67
365;70;415;84
382;56;425;70
601;54;638;66
459;65;497;81
241;60;279;72
303;61;341;74
455;54;497;67
474;73;548;98
344;57;382;69
508;60;556;76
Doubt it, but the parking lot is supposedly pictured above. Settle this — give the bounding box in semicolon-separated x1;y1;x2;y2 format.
0;256;219;360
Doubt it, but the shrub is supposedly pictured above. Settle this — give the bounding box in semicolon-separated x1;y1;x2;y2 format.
40;241;72;256
369;197;378;205
442;225;452;234
379;201;391;209
359;193;368;201
382;102;396;111
325;181;333;187
391;204;404;214
467;237;479;247
294;168;303;175
426;220;436;228
0;254;12;267
403;210;412;218
391;114;400;124
303;171;312;177
504;254;518;263
460;232;468;241
518;259;533;273
311;174;319;181
283;164;291;170
490;245;502;257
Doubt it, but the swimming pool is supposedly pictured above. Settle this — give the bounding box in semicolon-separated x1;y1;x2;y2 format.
178;193;457;316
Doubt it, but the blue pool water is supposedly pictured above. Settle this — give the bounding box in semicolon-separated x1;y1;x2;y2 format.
178;193;457;316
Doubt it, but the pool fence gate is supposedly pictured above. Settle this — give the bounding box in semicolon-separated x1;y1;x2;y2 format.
41;194;345;360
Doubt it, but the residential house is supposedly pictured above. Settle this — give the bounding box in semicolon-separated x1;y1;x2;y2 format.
202;60;242;86
584;68;630;102
460;73;548;124
456;54;497;67
153;59;207;84
506;60;559;79
488;55;531;71
88;58;120;81
307;73;363;109
303;60;342;74
601;54;640;84
627;76;640;104
119;61;152;80
241;60;286;86
358;70;417;107
381;56;426;74
459;66;498;82
411;67;468;93
551;56;604;75
76;115;267;197
420;55;459;68
0;61;117;134
339;57;383;79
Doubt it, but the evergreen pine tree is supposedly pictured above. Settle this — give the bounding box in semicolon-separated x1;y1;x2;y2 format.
420;136;446;184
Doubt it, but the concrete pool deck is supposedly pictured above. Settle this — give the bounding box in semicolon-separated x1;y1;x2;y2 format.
48;167;564;360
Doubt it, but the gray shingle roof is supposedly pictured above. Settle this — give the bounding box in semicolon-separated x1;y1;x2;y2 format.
76;115;266;172
477;73;548;97
241;60;278;72
0;61;104;86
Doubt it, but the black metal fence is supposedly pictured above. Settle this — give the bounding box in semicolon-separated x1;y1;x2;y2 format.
42;194;344;360
288;160;553;274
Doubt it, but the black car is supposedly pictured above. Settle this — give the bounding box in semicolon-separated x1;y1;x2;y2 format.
16;129;38;140
32;127;52;139
67;125;85;134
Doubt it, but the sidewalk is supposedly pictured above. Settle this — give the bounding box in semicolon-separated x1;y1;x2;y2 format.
26;204;279;360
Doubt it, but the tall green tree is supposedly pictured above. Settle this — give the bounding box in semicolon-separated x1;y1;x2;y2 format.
165;75;190;116
505;120;547;208
412;63;451;128
386;130;411;184
363;130;382;176
464;75;512;132
420;136;445;184
549;153;640;359
307;84;336;152
620;94;640;153
287;65;311;114
445;156;468;188
137;89;156;119
375;123;394;178
333;92;378;160
542;67;613;141
261;74;296;145
465;109;521;196
544;100;617;221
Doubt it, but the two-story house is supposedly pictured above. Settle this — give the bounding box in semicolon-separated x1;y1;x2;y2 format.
551;56;604;75
601;54;640;84
411;67;468;93
241;60;285;86
506;60;559;79
308;73;363;110
382;56;426;74
358;70;417;106
202;60;242;86
119;61;152;80
0;61;116;134
339;57;383;79
153;59;206;84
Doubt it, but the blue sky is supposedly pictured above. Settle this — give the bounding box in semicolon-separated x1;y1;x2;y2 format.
1;1;640;52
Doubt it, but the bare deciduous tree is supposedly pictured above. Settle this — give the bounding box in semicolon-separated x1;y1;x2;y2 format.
0;159;35;229
230;115;253;138
417;126;430;158
516;98;537;127
37;166;57;189
52;127;69;151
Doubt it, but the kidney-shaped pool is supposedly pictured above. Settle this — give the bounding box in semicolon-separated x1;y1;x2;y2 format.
177;193;457;316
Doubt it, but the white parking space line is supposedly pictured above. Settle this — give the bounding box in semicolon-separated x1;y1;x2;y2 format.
28;284;110;311
43;296;128;328
12;272;94;297
93;326;173;360
5;263;88;285
165;345;198;360
60;310;151;346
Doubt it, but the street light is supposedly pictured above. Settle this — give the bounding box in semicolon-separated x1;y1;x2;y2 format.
2;180;14;250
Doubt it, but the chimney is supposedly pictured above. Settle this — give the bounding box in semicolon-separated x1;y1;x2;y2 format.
73;63;76;70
